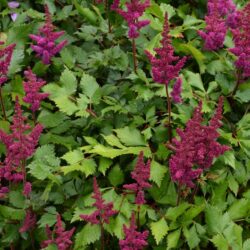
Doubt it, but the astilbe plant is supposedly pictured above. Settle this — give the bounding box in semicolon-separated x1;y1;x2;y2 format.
0;97;43;197
119;212;149;250
29;5;67;65
80;177;117;224
0;42;15;86
229;2;250;84
111;0;150;39
111;0;150;72
198;0;239;50
145;13;186;141
0;41;15;120
170;77;182;103
123;151;151;205
168;97;230;189
23;68;49;113
19;209;37;233
41;214;75;250
80;177;117;250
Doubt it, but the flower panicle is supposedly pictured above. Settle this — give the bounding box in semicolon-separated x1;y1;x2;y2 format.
119;212;149;250
0;97;43;193
19;209;37;233
0;42;16;86
23;68;49;112
145;13;186;85
169;97;230;188
123;151;151;205
41;214;75;250
29;5;67;65
198;0;239;50
80;177;117;225
229;2;250;79
171;77;182;103
111;0;150;39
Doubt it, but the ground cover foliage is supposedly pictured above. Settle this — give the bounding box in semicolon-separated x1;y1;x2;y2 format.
0;0;250;249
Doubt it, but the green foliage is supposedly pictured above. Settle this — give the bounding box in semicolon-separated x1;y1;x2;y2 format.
0;0;249;249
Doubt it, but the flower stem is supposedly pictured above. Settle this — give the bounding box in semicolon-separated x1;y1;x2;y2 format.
105;0;111;33
137;205;141;228
100;222;105;250
132;38;137;73
176;184;181;205
0;87;7;120
165;85;172;142
232;70;241;96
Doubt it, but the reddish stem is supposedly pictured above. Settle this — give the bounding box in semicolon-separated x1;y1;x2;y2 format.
165;85;172;142
132;38;137;73
0;87;7;120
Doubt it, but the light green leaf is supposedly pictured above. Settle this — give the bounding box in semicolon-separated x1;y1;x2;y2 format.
88;144;151;159
228;199;250;220
211;234;229;250
80;72;99;98
115;126;146;146
108;165;124;186
150;218;169;245
167;229;181;249
183;225;200;249
184;71;205;92
102;134;125;148
99;157;113;175
74;224;101;248
62;149;83;165
166;203;190;221
150;160;167;187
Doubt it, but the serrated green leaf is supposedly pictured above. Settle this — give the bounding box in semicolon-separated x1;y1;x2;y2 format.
75;223;101;248
108;165;124;186
80;72;99;98
62;149;83;164
150;218;169;245
183;225;200;249
114;127;146;146
99;157;113;175
88;144;151;159
38;213;57;228
102;134;125;148
166;203;190;221
184;71;205;92
211;234;229;250
228;199;250;220
167;229;181;249
150;160;167;187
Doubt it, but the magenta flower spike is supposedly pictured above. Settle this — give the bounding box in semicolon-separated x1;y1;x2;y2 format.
80;177;117;224
145;13;186;86
41;214;75;250
171;77;182;103
229;3;250;79
198;0;239;50
0;42;16;86
123;151;151;205
169;97;230;188
19;209;37;233
111;0;150;39
23;68;49;112
29;5;67;65
119;212;149;250
0;97;43;193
